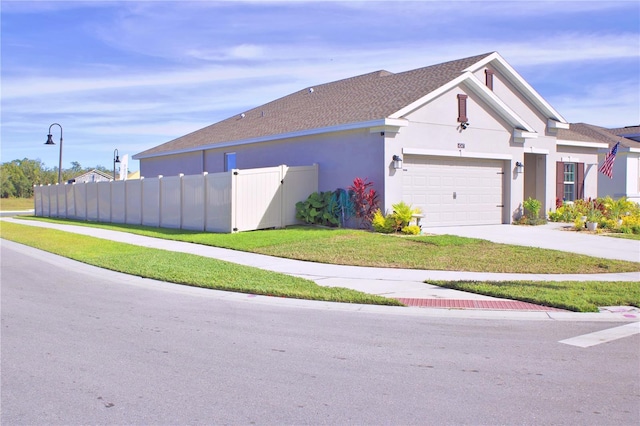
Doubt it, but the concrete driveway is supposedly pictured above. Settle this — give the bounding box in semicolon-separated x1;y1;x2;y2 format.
423;222;640;263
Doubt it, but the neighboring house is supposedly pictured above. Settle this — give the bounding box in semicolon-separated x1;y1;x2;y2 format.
597;125;640;202
134;52;604;227
70;169;114;183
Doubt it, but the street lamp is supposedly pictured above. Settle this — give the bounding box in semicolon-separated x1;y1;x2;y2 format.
45;123;63;184
113;149;120;181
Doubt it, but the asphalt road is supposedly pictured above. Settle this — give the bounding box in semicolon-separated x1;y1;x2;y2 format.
1;241;638;425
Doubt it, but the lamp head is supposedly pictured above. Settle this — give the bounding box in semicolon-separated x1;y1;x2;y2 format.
45;134;55;145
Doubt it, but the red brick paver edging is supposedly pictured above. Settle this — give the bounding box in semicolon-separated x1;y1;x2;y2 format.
395;298;566;311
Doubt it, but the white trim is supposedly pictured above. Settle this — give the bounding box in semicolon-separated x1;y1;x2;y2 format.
629;147;640;154
464;52;568;124
403;147;513;161
513;130;538;140
561;156;580;163
134;118;409;160
547;119;570;130
525;147;550;155
557;140;609;149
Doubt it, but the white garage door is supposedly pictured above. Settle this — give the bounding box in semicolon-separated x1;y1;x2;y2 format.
402;155;504;227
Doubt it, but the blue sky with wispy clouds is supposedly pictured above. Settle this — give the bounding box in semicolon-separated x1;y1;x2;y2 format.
2;0;638;172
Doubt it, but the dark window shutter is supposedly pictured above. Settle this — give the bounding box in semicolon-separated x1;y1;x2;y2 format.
485;69;494;90
577;162;585;199
457;94;468;122
556;162;564;201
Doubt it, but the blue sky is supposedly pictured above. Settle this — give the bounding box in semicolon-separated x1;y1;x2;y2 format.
2;0;639;173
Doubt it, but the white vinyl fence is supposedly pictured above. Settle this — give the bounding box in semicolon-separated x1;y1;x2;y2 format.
34;164;318;233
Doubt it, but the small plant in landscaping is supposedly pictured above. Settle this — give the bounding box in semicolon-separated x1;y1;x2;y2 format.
549;196;640;235
330;188;354;227
523;197;541;219
349;177;379;228
296;191;340;227
371;201;422;234
401;225;421;235
516;197;546;225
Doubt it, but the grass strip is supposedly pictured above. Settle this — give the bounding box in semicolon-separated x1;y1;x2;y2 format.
428;280;640;312
0;221;402;306
19;217;640;274
0;197;34;211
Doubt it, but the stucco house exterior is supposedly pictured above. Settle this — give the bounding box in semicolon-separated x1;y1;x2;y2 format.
134;52;603;226
599;125;640;202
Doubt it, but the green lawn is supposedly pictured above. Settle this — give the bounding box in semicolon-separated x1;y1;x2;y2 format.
605;233;640;241
430;280;640;312
0;221;402;306
3;219;639;312
0;197;34;211
19;217;640;274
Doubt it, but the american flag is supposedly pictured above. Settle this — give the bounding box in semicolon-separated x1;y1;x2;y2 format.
598;142;620;178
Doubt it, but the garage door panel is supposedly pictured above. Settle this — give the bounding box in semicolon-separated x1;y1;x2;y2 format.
402;155;504;227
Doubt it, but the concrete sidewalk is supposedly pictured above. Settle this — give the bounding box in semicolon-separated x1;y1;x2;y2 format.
424;222;640;263
2;217;639;319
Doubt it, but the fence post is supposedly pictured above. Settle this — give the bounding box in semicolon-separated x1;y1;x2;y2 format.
179;173;185;230
203;172;208;231
158;175;163;228
280;164;287;229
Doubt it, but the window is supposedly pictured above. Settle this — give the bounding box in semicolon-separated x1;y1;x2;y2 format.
556;161;584;202
457;94;468;122
563;163;576;201
224;152;236;172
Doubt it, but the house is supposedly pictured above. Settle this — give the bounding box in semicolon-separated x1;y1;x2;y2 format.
134;52;605;227
70;169;114;184
584;124;640;202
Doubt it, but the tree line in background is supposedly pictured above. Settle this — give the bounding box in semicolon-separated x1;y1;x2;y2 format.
0;158;112;198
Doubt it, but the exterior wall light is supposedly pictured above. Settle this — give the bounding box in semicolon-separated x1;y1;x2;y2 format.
515;161;524;174
393;155;403;170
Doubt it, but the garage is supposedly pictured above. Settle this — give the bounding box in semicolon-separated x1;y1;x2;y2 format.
402;155;505;226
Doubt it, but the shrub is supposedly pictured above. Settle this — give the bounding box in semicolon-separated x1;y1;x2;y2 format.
349;177;379;228
549;196;640;234
401;225;421;235
523;197;542;219
296;191;340;227
372;209;395;233
371;202;421;234
330;188;354;227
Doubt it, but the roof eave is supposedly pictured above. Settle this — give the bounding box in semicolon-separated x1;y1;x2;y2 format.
557;140;609;149
133;118;409;160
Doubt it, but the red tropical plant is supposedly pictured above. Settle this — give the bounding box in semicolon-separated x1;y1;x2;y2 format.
348;177;379;228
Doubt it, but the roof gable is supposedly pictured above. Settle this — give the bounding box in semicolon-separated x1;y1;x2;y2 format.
464;52;568;124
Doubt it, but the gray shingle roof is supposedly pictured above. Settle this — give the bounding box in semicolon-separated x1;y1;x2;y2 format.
557;123;640;149
135;52;494;158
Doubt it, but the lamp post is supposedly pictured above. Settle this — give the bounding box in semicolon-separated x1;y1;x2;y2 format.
113;149;120;181
45;123;63;184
